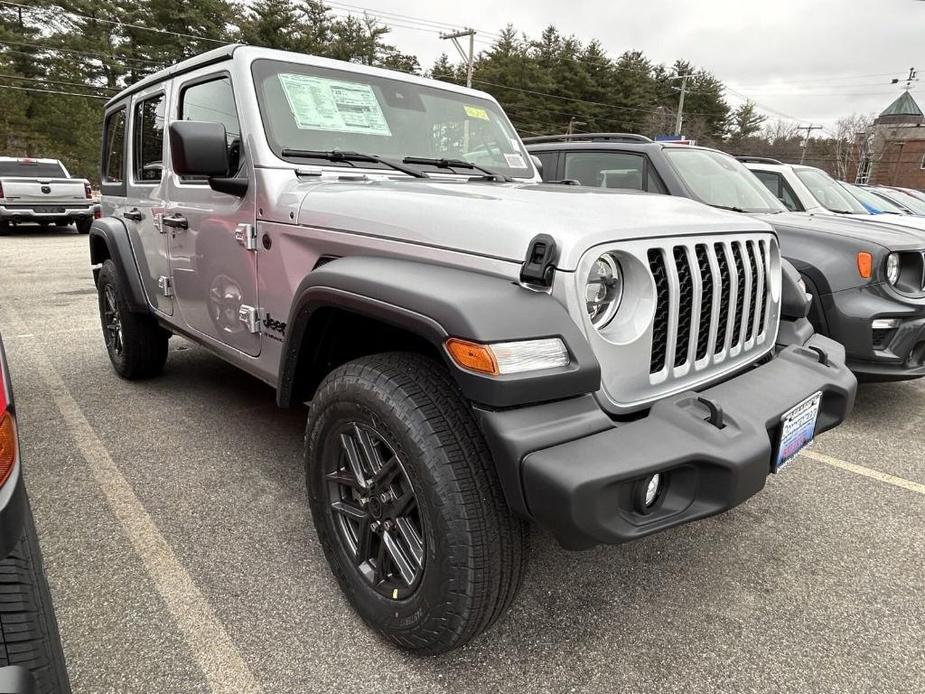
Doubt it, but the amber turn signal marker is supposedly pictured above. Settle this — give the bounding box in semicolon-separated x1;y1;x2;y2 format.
445;338;499;376
0;413;16;489
857;251;873;279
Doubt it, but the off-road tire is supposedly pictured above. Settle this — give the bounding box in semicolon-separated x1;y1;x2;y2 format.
0;496;71;693
96;259;168;379
305;352;527;654
75;219;91;235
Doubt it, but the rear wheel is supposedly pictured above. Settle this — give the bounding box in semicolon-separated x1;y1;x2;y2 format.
305;353;527;654
96;259;169;379
75;219;91;235
0;222;8;236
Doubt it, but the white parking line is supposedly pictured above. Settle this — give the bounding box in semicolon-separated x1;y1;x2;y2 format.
7;308;261;693
802;449;925;495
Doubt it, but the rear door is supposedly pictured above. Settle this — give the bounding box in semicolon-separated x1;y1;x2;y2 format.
125;84;173;315
165;70;259;356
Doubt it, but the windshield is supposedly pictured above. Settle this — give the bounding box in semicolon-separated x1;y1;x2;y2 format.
875;187;925;215
663;148;786;213
795;168;868;214
251;59;533;179
0;160;67;178
840;182;906;214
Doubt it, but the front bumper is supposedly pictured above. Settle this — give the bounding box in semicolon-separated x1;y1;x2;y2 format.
0;204;95;223
819;284;925;381
477;334;855;549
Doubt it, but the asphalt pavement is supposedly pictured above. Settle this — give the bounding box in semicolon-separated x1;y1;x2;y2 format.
0;226;923;693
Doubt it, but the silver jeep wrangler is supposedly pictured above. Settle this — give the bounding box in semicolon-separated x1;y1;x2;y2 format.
90;45;856;654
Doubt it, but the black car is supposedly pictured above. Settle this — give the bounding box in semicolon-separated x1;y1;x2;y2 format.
526;134;925;381
0;336;70;693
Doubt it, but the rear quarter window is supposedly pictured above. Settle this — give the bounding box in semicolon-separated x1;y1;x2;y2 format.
102;107;127;194
0;161;66;177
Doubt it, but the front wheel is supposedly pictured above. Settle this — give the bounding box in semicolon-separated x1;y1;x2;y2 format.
305;353;527;654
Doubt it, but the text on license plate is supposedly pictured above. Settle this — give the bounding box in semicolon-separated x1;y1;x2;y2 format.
774;391;822;472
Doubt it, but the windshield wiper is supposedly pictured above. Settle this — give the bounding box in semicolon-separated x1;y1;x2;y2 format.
280;149;428;178
711;204;747;213
402;156;512;182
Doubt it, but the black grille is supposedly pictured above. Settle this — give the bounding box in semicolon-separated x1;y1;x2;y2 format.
673;247;694;367
695;244;714;360
730;243;747;346
745;241;760;342
759;241;769;335
714;243;731;353
649;249;670;373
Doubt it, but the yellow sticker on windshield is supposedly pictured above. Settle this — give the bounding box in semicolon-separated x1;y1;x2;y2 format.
464;105;489;120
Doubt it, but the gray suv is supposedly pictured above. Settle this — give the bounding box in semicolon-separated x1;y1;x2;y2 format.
89;45;856;653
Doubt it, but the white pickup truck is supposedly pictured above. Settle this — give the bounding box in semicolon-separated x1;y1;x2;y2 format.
0;157;97;234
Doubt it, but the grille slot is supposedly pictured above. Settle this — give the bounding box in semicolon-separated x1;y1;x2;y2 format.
648;249;670;373
648;236;775;377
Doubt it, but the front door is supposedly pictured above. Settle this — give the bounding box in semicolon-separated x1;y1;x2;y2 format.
165;72;260;356
125;86;173;315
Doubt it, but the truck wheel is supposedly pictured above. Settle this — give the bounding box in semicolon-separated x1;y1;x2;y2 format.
96;260;168;379
0;222;8;236
75;219;91;235
0;495;72;693
305;352;527;654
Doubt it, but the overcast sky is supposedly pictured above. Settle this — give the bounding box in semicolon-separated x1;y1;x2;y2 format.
327;0;925;132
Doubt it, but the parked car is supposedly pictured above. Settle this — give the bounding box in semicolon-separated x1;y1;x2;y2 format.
738;157;871;216
838;180;910;215
0;157;97;235
526;134;925;380
862;185;925;217
90;46;855;654
0;335;71;693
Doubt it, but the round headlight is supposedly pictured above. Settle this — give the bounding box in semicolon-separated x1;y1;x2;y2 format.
886;253;900;285
586;254;623;328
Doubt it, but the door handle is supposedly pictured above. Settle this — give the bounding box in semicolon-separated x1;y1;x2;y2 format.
123;208;144;222
162;213;189;230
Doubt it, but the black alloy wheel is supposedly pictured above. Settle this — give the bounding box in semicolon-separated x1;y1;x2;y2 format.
325;421;425;599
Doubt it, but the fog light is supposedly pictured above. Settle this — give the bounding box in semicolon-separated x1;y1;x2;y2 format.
634;472;664;513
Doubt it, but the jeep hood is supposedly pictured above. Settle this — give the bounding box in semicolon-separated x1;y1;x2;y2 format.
293;179;769;270
753;211;925;251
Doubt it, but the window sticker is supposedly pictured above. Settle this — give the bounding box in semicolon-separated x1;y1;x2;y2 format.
464;105;490;121
504;153;526;168
278;73;391;136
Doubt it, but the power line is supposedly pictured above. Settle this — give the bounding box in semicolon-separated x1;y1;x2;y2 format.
0;1;227;44
324;2;504;39
0;83;107;99
0;38;161;65
0;72;115;92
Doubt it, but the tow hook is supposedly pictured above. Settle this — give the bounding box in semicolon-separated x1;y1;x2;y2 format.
697;396;726;429
807;345;830;366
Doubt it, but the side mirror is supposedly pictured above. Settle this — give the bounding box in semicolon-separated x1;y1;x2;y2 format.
530;154;543;178
168;121;247;197
169;121;229;176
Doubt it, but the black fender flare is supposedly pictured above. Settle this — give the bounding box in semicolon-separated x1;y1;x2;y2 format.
277;256;601;408
88;217;149;313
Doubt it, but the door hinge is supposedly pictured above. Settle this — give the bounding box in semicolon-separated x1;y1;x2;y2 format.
238;305;262;333
234;223;258;251
157;275;173;297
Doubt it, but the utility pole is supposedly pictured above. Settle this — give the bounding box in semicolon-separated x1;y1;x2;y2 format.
566;117;586;135
674;74;689;136
797;123;823;164
440;28;476;89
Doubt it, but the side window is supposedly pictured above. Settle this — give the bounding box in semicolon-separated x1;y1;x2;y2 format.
752;170;782;198
102;108;126;184
533;152;558;181
564;151;646;190
179;76;242;180
779;179;803;211
132;93;166;183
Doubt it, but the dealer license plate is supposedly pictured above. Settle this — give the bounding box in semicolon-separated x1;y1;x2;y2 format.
774;391;822;473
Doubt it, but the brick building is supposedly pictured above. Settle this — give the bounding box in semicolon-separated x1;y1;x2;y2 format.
858;91;925;190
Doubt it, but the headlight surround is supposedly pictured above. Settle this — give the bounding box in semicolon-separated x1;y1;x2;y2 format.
886;253;901;285
585;254;624;328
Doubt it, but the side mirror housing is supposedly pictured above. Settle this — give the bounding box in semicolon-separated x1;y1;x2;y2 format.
169;121;229;176
530;154;543;178
168;121;247;197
